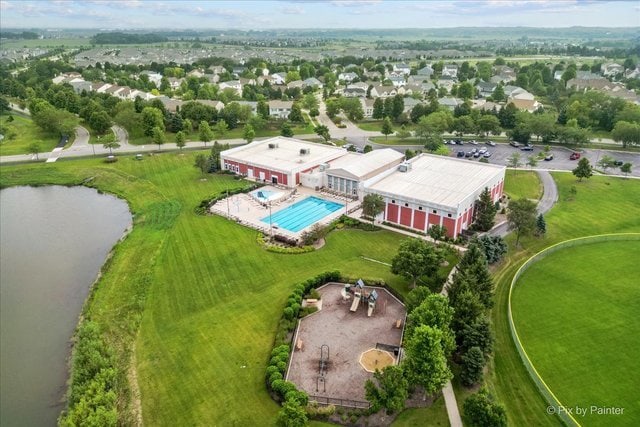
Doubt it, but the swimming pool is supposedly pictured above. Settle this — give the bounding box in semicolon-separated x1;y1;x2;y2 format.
261;196;344;232
251;189;283;203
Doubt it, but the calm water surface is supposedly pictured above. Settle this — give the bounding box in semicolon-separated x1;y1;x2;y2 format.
0;186;132;426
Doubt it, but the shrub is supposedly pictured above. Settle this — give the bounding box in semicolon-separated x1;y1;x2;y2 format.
307;288;321;300
475;235;507;264
306;402;335;418
463;388;507;427
270;371;284;385
460;347;486;386
299;306;318;317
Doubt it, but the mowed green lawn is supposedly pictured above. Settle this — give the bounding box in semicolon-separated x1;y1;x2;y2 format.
503;170;542;200
486;173;640;427
512;241;640;426
0;114;59;156
1;153;453;425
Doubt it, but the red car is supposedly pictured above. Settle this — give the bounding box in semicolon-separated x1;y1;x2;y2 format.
570;152;581;160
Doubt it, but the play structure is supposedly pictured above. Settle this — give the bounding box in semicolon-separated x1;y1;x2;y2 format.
345;280;379;317
359;348;396;373
316;344;330;393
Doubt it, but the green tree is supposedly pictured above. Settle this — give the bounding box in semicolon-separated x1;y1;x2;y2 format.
276;399;307;427
476;235;507;265
396;124;411;140
141;106;165;137
474;188;497;232
427;224;447;242
528;113;556;142
460;347;485;386
199;121;214;147
88;110;113;134
457;81;475;100
460;315;494;356
257;100;270;120
452;115;476;137
280;122;294;137
507;198;537;247
175;131;186;151
527;155;538;169
391;238;443;287
476;115;500;139
372;98;384;119
424;132;443;152
194;153;211;175
597;155;615;174
403;325;452;395
463;388;507;427
243;124;255;143
364;365;409;414
363;144;373;153
611;121;640;148
506;152;522;173
285;70;301;84
456;242;494;309
407;294;455;357
314;124;330;142
536;213;546;236
152;126;166;151
492;84;505;102
301;93;318;110
362;193;385;223
405;286;432;313
572;157;593;182
288;102;304;123
381;116;393;140
27;141;41;160
620;162;632;177
183;118;193;133
103;140;120;155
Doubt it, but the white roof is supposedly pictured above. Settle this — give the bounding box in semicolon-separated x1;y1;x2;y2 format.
367;154;505;210
221;137;346;173
327;149;404;180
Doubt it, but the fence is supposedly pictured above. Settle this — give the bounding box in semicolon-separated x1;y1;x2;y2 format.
508;233;640;427
308;395;371;410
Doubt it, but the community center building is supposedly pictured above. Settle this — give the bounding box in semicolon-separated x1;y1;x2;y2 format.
220;137;505;238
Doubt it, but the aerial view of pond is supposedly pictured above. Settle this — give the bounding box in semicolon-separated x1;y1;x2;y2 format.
0;186;132;426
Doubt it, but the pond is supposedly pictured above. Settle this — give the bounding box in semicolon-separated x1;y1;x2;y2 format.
0;186;132;426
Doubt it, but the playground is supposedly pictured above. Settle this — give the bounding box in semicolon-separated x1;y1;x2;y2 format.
286;283;406;404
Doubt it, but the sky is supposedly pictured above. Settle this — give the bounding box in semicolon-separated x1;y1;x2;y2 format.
1;0;639;30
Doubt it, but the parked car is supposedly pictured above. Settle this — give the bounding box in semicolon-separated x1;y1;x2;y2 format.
613;160;624;166
509;141;520;148
470;140;478;145
473;152;481;158
486;140;496;147
544;154;554;161
570;152;581;160
521;145;534;151
455;139;464;145
483;152;492;158
457;151;465;158
478;147;487;154
465;151;473;157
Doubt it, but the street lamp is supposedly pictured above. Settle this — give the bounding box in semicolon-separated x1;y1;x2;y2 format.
226;189;230;218
269;201;273;240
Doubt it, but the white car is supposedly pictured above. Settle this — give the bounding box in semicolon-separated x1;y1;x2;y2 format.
478;147;487;154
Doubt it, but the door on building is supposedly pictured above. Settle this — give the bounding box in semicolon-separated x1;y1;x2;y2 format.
271;176;278;185
247;168;254;179
259;171;265;181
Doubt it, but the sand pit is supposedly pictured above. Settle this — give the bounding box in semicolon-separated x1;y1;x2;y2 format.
359;349;396;373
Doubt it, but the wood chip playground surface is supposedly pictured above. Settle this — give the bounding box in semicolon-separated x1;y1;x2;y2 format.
286;284;406;403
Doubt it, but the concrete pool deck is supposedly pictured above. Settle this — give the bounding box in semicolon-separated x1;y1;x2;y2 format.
210;186;359;240
286;284;406;404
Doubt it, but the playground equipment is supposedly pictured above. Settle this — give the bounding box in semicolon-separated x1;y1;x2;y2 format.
340;284;351;302
316;344;330;393
349;281;364;312
367;290;378;317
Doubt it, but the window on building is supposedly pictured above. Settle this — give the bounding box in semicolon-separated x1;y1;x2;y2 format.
433;209;437;214
447;213;452;218
418;206;423;211
391;199;396;204
404;203;409;207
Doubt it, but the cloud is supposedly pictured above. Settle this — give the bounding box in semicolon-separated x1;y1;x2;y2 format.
280;5;305;14
331;0;382;7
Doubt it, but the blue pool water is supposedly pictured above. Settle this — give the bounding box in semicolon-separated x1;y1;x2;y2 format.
261;196;344;232
251;189;282;202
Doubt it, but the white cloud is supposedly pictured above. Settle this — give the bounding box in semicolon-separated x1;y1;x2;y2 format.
280;5;305;14
331;0;382;7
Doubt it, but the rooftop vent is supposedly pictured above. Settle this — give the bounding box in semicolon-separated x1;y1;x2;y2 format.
318;163;329;172
268;143;278;149
398;162;411;172
300;148;310;155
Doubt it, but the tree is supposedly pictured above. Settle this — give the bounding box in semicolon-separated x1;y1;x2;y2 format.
597;155;615;174
280;122;294;137
141;107;165;137
455;242;494;309
476;235;507;264
183;118;193;133
527;155;538;169
362;194;384;223
243;124;255;143
407;294;455;357
88;110;112;134
396;125;411;140
427;224;447;242
452;116;476;137
301;93;318;111
194;153;211;175
611;121;640;148
152;126;166;151
474;188;497;232
288;102;303;123
403;325;452;395
314;124;331;142
103;140;120;155
536;213;546;236
175;131;186;151
372;97;384;119
276;399;307;427
572;157;593;182
528;113;556;142
391;238;443;288
460;315;494;356
257;100;270;120
506;152;522;173
405;286;432;313
620;162;632;177
424;132;443;152
463;388;507;427
364;365;409;414
460;347;485;386
215;119;229;138
27;141;41;160
381;116;393;140
391;94;404;121
199;121;214;147
363;144;373;153
492;84;505;102
507;198;537;247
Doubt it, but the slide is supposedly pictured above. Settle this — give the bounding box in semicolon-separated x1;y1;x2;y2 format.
367;304;374;317
350;293;361;312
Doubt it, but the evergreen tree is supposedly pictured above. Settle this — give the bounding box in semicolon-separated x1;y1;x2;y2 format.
257;100;270;119
364;365;409;414
372;97;384;119
280;122;294;137
460;315;494;356
288;102;303;122
463;389;507;427
460;347;485;386
572;157;593;182
243;124;256;143
536;213;546;236
381;116;393;140
474;187;497;232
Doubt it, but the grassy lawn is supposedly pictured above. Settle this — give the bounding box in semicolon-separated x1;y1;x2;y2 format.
485;172;640;427
0;153;419;425
512;240;640;426
503;170;542;200
393;395;449;426
370;136;422;146
0;114;60;156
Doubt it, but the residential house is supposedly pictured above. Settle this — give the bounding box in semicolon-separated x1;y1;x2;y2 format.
436;77;456;93
130;89;155;101
196;99;225;111
402;98;422;114
439;97;461;111
303;77;323;89
338;72;358;83
209;65;226;75
343;83;368;98
472;100;502;112
398;84;423;97
442;64;458;78
205;74;221;84
510;98;542;113
187;69;205;79
52;72;82;84
491;65;516;84
93;82;112;93
407;75;429;85
239;77;256;87
553;70;564;81
167;77;183;90
360;98;375;118
157;96;184;113
232;66;247;78
271;73;287;85
421;81;436;94
624;67;640;79
602;63;624;77
364;71;382;81
269;100;294;119
370;84;398;98
68;79;92;94
286;80;304;90
566;77;617;91
417;65;434;77
140;70;163;86
393;63;411;75
219;80;242;96
236;101;258;114
476;81;497;98
388;75;406;87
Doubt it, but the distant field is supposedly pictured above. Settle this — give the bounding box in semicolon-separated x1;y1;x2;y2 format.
512;240;640;426
0;38;92;48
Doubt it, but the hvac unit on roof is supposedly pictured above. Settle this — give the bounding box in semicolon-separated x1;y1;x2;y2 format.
398;161;412;172
300;148;310;155
318;163;329;172
268;143;279;149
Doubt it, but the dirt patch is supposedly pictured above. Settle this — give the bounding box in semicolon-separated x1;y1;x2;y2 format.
359;349;395;373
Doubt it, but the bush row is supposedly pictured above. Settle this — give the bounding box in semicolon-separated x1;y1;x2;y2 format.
256;233;315;254
194;182;262;215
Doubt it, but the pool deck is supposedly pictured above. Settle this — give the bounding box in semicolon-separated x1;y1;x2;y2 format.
210;185;359;240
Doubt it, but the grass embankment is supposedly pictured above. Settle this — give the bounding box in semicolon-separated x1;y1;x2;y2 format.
503;170;542;200
485;172;640;426
0;153;451;425
393;396;450;426
512;240;640;426
0;114;59;156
